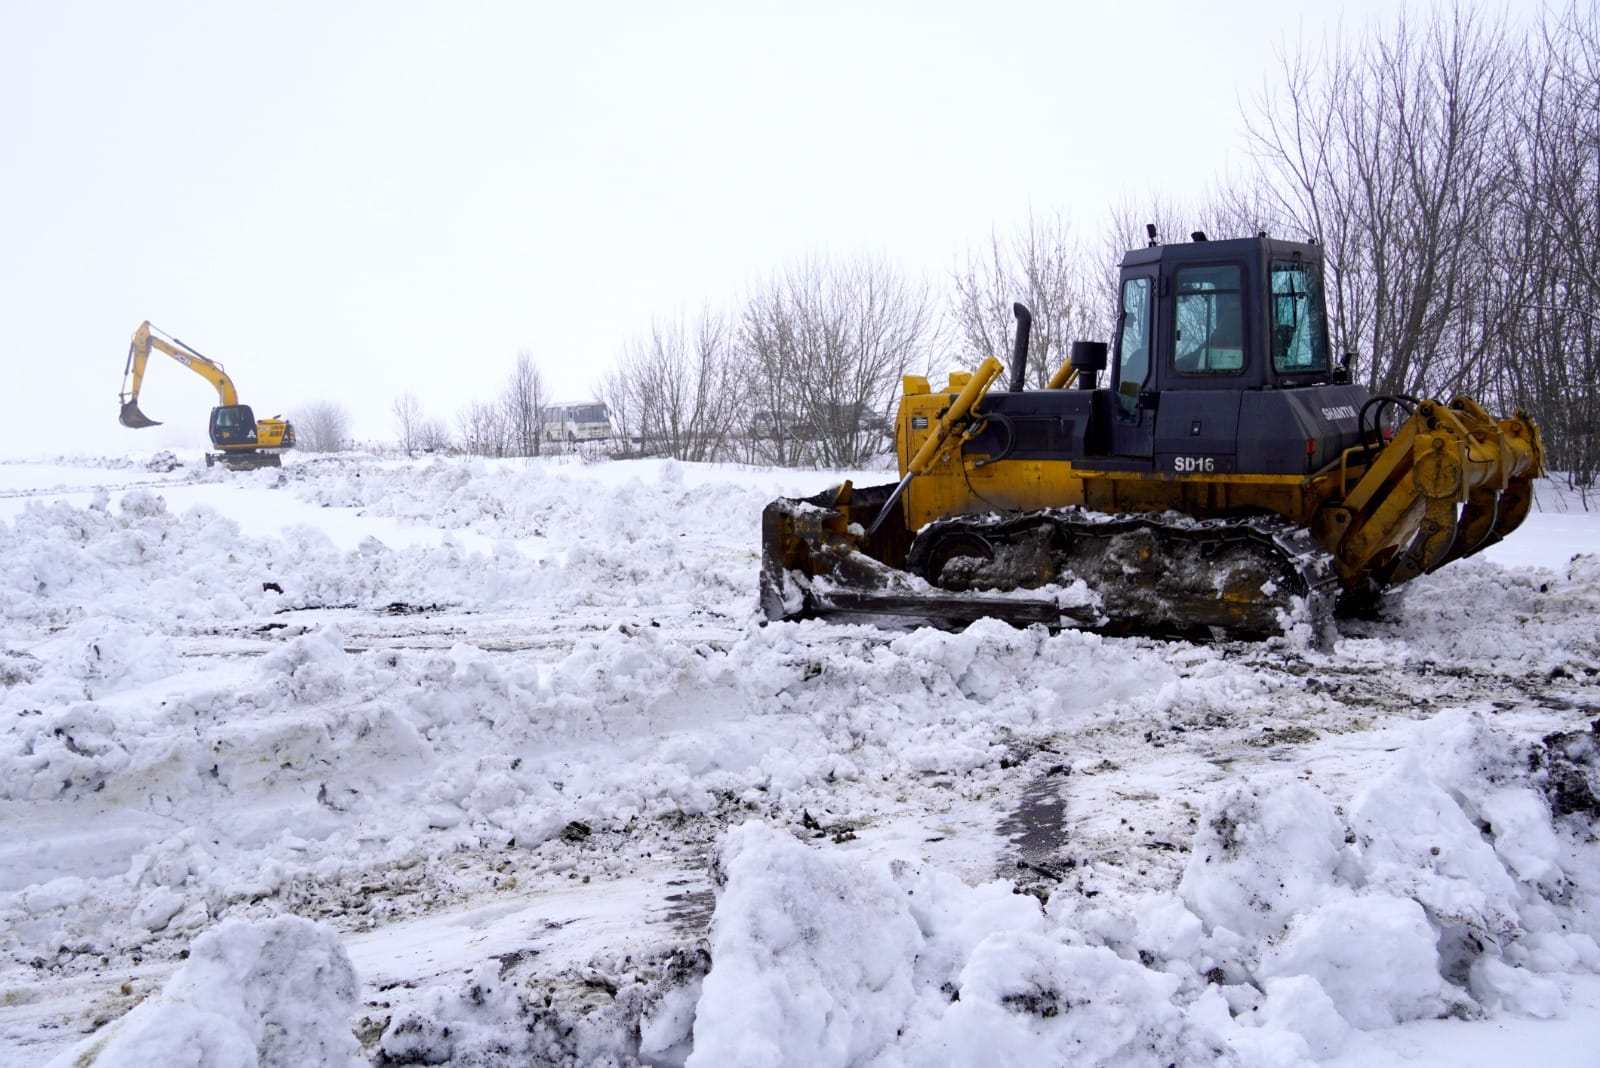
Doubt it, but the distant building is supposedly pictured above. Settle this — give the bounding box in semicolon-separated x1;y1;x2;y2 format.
540;401;613;445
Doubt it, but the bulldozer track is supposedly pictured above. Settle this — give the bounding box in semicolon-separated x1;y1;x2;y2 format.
901;509;1341;639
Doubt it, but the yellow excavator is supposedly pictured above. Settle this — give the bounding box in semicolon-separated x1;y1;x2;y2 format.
760;232;1544;638
119;321;296;469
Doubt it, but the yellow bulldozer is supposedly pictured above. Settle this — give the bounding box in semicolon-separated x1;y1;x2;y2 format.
760;232;1543;638
119;321;296;469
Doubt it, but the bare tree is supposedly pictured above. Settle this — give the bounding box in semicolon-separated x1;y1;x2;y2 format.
415;418;452;455
503;350;546;457
1241;1;1596;491
458;400;509;458
737;281;807;466
596;366;639;457
1489;1;1600;492
739;257;933;468
951;213;1104;387
1245;3;1513;397
605;308;741;462
292;401;351;453
393;393;424;457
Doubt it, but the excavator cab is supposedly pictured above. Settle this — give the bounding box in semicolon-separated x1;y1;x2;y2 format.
208;404;260;450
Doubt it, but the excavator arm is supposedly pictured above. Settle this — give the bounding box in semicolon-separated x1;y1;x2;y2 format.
120;320;239;428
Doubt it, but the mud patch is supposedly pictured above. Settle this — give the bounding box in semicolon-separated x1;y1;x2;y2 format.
1537;718;1600;824
1248;724;1320;747
661;883;715;937
998;765;1072;885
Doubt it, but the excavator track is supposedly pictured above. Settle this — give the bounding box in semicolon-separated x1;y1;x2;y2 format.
762;496;1341;640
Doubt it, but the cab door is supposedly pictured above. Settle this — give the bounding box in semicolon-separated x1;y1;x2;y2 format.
1109;271;1156;459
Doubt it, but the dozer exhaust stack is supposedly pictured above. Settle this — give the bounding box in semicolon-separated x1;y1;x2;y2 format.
119;400;160;429
1008;303;1032;392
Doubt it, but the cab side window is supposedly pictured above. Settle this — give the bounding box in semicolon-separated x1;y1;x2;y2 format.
1115;275;1151;417
1269;259;1331;374
1173;265;1244;374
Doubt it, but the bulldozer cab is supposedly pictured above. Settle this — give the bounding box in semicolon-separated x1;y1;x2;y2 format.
1102;235;1338;469
1112;235;1333;396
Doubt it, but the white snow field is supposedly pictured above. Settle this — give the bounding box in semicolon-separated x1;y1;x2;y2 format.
1;451;1597;1067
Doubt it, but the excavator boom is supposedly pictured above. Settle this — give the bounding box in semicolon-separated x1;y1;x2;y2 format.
120;321;240;428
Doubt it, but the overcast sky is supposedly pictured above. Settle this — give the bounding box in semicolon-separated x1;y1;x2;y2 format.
3;0;1393;457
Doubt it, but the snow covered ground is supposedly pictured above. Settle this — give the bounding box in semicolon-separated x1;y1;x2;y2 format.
1;450;1596;1067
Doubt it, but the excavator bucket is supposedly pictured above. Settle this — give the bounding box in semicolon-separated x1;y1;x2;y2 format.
119;400;161;429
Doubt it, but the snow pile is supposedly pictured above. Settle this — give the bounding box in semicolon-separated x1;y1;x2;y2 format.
692;822;1198;1067
1182;709;1600;1042
1;455;1597;1066
686;710;1600;1067
47;916;359;1068
690;822;924;1066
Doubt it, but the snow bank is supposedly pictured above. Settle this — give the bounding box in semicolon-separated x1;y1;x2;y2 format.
1;456;1596;1066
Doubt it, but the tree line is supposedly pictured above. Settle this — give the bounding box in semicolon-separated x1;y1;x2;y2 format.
299;2;1593;491
1243;0;1598;491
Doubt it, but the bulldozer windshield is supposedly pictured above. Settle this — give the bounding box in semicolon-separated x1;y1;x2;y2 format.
1173;265;1245;374
1269;259;1330;375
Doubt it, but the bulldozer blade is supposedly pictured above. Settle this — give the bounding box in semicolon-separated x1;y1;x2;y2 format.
761;539;1092;631
119;401;161;429
805;588;1096;630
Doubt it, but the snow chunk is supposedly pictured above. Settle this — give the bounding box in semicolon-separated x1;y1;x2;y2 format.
925;934;1187;1067
1257;894;1447;1029
1351;761;1522;937
257;625;352;703
688;821;922;1067
1478;786;1563;887
378;962;517;1067
19;875;91;914
50;915;360;1068
1255;974;1351;1058
1179;779;1348;941
1469;952;1564;1019
42;618;180;687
